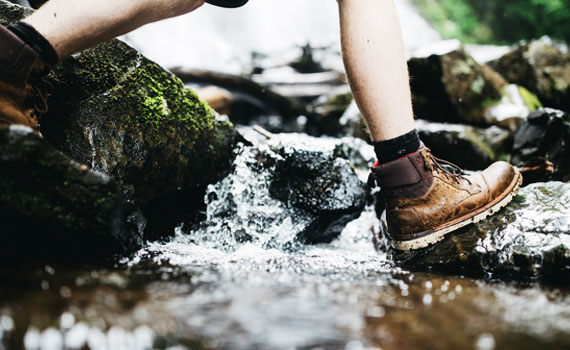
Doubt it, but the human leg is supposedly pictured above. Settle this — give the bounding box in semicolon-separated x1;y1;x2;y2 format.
0;0;205;132
337;0;522;250
22;0;205;61
338;0;415;142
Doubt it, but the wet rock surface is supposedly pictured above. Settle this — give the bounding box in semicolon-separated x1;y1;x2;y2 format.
40;40;238;208
511;108;570;183
409;49;541;130
494;38;570;112
416;119;511;170
391;182;570;283
1;1;239;239
0;0;29;24
0;126;143;262
184;132;367;249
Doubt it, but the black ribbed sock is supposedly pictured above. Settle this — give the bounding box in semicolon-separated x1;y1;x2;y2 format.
7;21;58;67
373;130;420;163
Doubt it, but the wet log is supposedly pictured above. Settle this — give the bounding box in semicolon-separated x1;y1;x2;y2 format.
171;68;307;120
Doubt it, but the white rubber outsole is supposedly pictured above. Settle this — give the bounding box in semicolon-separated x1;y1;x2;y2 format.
390;170;523;251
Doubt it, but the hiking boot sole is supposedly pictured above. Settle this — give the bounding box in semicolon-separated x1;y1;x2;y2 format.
389;168;523;251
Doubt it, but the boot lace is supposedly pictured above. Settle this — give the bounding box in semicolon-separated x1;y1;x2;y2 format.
423;150;472;186
31;79;53;115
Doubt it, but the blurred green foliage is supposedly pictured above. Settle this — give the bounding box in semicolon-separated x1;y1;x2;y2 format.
413;0;570;44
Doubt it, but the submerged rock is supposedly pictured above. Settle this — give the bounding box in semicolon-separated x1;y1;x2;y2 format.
184;133;367;250
511;108;570;183
390;182;570;283
409;49;541;130
494;38;570;112
0;126;144;262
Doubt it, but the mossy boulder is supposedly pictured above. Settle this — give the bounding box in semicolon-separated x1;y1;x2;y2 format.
0;125;144;262
494;39;570;113
1;0;239;238
409;49;541;131
388;181;570;284
40;41;239;208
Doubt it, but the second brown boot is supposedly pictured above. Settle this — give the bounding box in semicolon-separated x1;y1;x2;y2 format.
369;146;522;250
0;25;51;133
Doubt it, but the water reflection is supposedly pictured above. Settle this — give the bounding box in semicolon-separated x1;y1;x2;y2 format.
1;203;570;349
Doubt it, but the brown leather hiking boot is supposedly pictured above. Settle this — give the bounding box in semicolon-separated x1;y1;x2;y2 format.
369;145;522;250
0;25;51;133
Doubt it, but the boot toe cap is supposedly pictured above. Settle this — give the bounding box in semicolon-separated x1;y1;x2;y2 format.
482;161;520;198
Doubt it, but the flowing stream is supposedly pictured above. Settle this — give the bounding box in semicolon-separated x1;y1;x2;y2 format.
1;133;570;350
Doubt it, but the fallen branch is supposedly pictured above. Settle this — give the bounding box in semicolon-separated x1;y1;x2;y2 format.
170;68;307;120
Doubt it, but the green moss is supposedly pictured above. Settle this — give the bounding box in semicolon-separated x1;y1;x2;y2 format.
411;0;493;43
537;186;552;196
518;86;543;110
482;97;498;108
513;194;526;204
112;62;216;138
497;152;511;162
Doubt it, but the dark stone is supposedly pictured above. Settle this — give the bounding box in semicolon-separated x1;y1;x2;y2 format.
270;144;367;243
306;91;353;137
511;108;570;183
1;1;239;240
289;43;327;74
187;133;367;249
494;39;570;112
389;182;570;284
409;49;541;130
0;126;144;263
0;0;29;24
416;119;511;170
408;53;459;123
40;42;239;207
